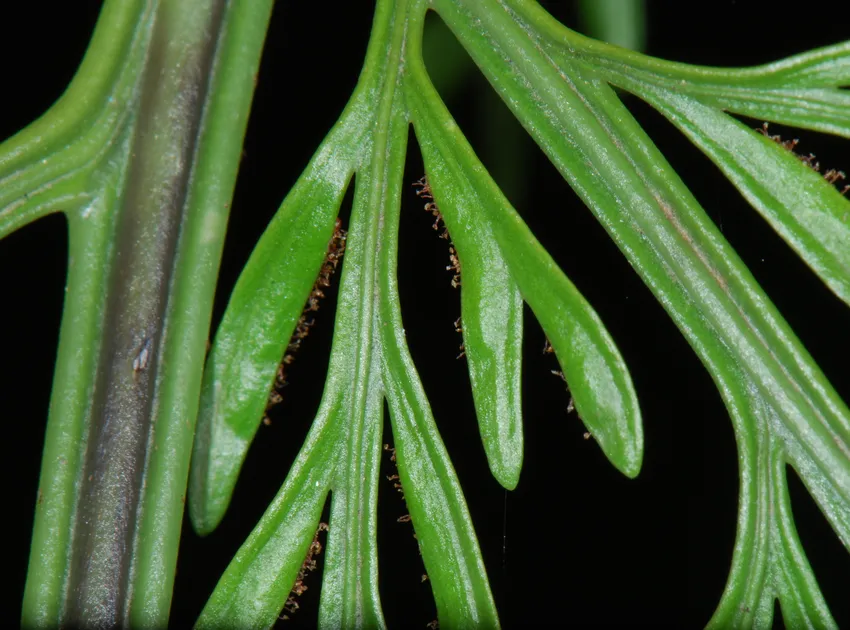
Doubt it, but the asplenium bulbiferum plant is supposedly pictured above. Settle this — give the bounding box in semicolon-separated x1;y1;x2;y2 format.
3;0;850;627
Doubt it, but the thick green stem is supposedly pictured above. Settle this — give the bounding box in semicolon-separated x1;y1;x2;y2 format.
19;0;274;626
66;4;225;624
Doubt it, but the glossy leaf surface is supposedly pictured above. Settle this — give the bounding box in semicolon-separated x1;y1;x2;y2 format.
406;65;643;478
9;0;850;627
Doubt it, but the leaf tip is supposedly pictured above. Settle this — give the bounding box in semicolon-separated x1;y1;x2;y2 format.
491;463;521;491
595;417;644;480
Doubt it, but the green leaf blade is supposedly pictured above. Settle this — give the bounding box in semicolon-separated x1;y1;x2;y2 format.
618;85;850;307
412;174;525;490
440;0;850;495
406;67;643;478
707;372;838;629
318;363;386;630
364;57;500;625
533;16;850;139
195;401;338;629
190;132;355;535
381;335;501;629
0;2;154;242
438;3;850;620
459;256;524;489
315;14;413;623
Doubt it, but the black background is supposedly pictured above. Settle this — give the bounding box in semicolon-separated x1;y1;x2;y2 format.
2;1;850;628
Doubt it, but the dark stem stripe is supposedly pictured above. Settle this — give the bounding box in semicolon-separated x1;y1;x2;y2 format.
66;1;226;625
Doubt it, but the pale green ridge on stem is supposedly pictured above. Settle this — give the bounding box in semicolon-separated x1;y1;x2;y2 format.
22;139;132;627
317;17;411;619
13;3;156;626
61;1;239;624
317;159;398;630
5;0;275;626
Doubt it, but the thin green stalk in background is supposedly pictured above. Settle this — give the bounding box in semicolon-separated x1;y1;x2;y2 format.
577;0;646;52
